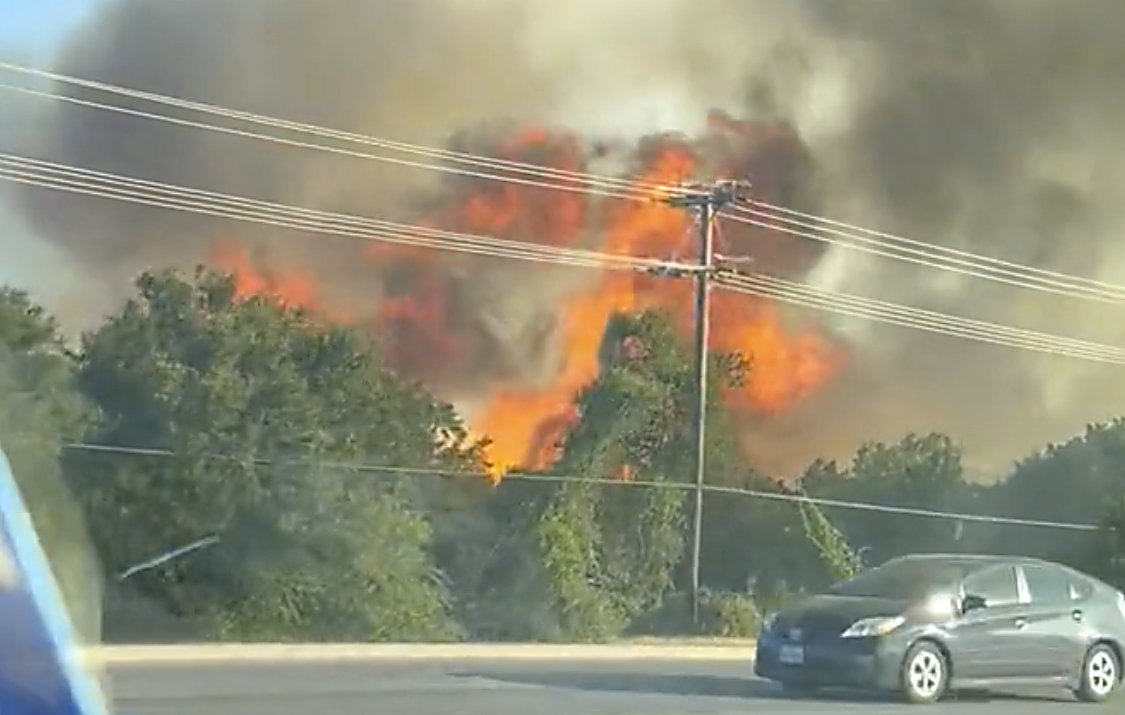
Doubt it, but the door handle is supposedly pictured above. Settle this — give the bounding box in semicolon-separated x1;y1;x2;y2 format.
1072;609;1084;622
1014;617;1028;629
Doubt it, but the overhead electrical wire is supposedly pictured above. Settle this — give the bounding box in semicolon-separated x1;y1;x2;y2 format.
740;199;1125;298
0;62;659;198
0;77;646;203
0;153;660;273
715;272;1125;366
726;206;1125;305
2;152;1123;368
64;441;1098;531
4;61;1125;305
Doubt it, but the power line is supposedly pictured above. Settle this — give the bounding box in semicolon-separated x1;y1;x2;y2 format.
0;80;645;203
0;153;662;273
64;442;1099;532
0;62;670;197
2;154;1122;366
727;207;1125;305
4;61;1124;304
716;272;1125;365
742;199;1125;298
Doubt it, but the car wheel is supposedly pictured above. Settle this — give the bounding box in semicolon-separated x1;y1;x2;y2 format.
899;641;948;705
1074;643;1120;703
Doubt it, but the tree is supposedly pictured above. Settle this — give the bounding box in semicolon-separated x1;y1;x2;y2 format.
699;468;818;608
1086;496;1125;589
69;267;478;641
0;288;102;644
805;433;969;565
472;310;762;640
796;486;862;583
0;287;92;439
973;422;1125;562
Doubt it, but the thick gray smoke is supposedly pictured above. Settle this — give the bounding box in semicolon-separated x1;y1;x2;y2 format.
771;0;1125;476
3;0;1125;477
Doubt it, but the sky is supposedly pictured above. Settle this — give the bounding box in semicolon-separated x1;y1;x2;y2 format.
0;0;97;292
0;0;95;53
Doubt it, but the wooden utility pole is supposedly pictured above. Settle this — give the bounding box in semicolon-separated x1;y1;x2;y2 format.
661;180;751;624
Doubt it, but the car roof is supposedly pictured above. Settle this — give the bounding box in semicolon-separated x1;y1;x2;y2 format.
852;553;1114;597
886;552;1061;570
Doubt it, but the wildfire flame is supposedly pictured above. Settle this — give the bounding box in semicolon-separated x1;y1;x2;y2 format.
213;241;321;309
213;111;843;476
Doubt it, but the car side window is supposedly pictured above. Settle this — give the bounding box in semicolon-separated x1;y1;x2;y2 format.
1022;564;1074;603
962;565;1019;607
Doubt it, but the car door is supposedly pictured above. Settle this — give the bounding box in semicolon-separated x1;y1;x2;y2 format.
1017;564;1090;678
944;564;1026;681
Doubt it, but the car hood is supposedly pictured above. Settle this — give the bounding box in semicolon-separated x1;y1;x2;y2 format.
773;594;910;635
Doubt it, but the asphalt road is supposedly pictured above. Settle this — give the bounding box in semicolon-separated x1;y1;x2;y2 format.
110;658;1097;715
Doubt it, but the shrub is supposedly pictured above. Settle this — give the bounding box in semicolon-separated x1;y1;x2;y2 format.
626;590;761;638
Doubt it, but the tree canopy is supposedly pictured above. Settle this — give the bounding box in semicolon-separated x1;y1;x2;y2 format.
67;269;483;640
0;288;101;643
1;267;1122;643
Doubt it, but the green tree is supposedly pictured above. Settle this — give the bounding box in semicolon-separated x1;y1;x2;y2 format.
0;288;102;644
806;434;968;565
476;310;761;640
1086;496;1125;589
973;422;1125;562
69;268;477;641
796;486;861;583
701;468;821;609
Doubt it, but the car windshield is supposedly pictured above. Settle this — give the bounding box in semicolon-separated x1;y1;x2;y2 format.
828;558;965;600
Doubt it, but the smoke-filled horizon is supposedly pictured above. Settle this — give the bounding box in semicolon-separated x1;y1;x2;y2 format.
2;0;1125;479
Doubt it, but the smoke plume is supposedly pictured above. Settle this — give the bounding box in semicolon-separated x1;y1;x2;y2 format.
3;0;1125;476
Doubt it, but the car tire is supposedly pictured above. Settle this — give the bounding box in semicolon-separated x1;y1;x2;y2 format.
899;640;949;705
1074;643;1120;703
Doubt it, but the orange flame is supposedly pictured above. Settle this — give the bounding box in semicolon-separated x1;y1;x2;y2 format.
212;241;321;309
209;111;843;477
464;115;840;471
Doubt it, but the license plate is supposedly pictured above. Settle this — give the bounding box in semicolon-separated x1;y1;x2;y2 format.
778;644;805;665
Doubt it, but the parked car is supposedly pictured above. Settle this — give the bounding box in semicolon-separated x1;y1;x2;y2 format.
754;553;1125;704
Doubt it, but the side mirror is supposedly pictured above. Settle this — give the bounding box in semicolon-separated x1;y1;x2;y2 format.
960;593;987;614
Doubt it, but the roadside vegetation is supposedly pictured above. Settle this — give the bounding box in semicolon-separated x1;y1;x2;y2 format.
2;270;1119;642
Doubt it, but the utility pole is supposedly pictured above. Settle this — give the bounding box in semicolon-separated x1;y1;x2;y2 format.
659;180;752;625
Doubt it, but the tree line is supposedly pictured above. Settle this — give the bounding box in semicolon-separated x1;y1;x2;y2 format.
1;268;1122;644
